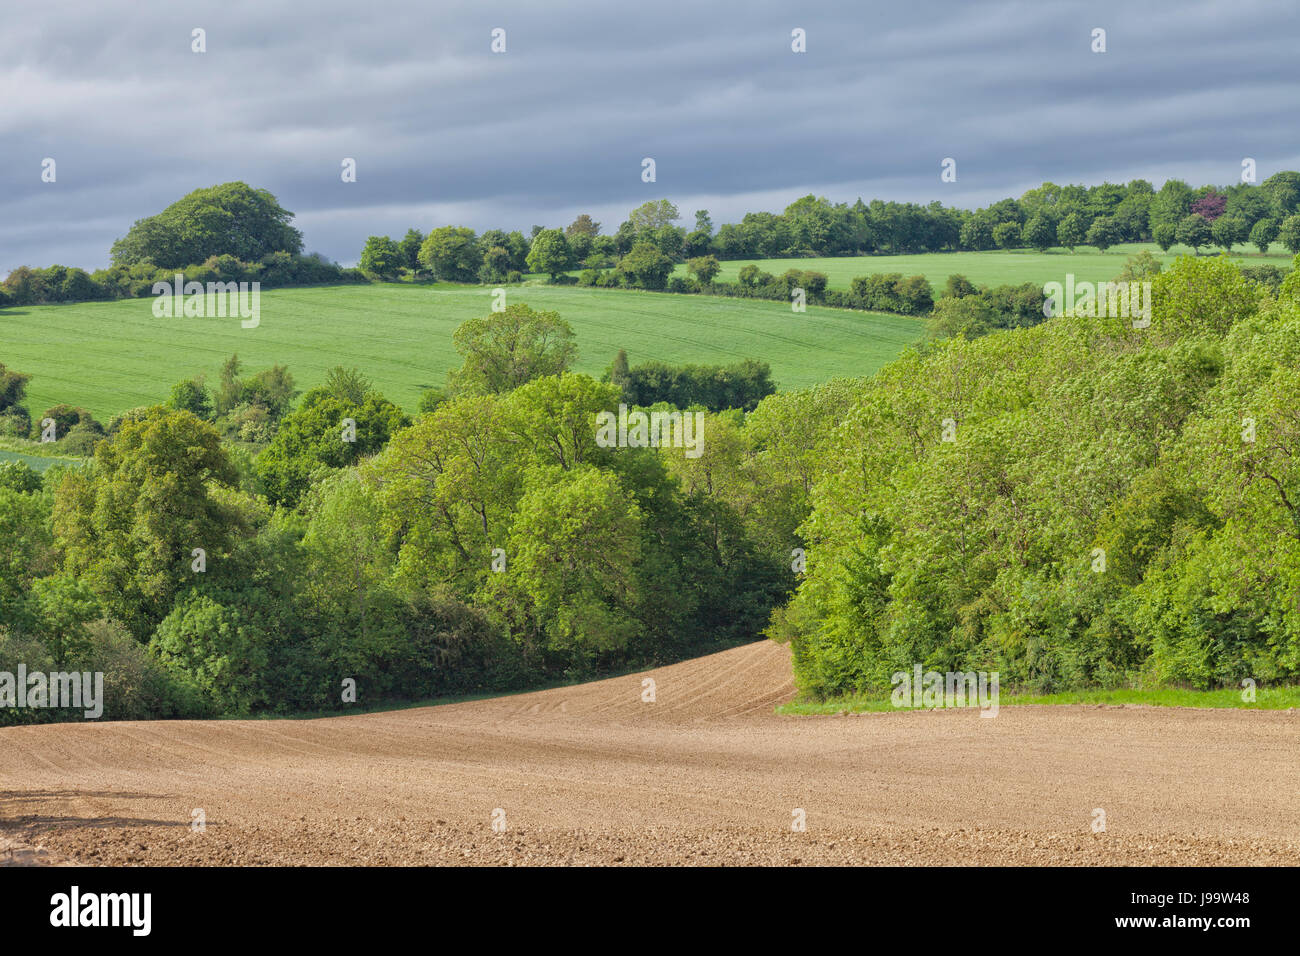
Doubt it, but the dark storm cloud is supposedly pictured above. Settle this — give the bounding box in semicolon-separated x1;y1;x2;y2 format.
1;0;1297;272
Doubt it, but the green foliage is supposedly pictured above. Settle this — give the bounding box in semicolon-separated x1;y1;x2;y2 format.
0;362;30;411
1176;213;1213;252
525;229;572;280
776;254;1300;697
1151;255;1264;339
399;229;425;271
359;235;404;279
323;365;372;405
1279;214;1300;254
1250;217;1279;254
447;303;577;396
255;387;409;507
618;358;775;412
52;407;242;638
1057;212;1085;251
616;242;675;290
686;255;722;284
418;226;481;282
169;378;212;418
1022;214;1054;252
110;182;302;269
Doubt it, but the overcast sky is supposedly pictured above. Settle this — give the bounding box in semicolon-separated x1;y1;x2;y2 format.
2;0;1297;274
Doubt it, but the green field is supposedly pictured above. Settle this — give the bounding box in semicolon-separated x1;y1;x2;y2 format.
0;447;77;471
674;242;1294;290
0;436;84;470
0;283;924;420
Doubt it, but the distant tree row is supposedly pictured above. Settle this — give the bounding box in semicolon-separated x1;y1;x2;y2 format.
9;175;1300;309
354;173;1300;288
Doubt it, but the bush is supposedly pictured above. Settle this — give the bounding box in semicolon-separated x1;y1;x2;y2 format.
0;406;31;438
60;423;106;456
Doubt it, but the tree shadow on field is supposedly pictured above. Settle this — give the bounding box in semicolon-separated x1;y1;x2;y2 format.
0;789;185;832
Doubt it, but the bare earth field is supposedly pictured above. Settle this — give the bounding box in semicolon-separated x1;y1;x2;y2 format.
2;641;1297;866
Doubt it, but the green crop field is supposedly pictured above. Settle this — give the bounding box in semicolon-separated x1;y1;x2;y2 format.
672;242;1294;290
0;448;72;471
0;282;923;421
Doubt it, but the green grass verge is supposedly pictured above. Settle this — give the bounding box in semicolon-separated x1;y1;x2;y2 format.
778;685;1300;714
1;283;922;421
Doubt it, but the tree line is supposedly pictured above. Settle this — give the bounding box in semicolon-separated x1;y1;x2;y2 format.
364;172;1300;287
8;174;1300;311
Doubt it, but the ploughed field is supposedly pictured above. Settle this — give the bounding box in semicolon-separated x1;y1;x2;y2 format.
2;641;1297;866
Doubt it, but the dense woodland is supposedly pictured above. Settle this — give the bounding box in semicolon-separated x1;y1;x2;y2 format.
3;251;1299;718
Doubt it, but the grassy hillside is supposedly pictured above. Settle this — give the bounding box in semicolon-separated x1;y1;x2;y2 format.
0;283;922;420
673;242;1293;290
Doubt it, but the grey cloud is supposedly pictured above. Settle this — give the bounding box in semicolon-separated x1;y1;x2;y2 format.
1;0;1297;272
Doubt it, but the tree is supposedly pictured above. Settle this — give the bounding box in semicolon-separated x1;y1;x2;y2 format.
694;210;713;234
565;214;600;238
52;407;243;637
1211;215;1247;252
944;274;979;299
215;354;244;416
0;363;30;412
992;221;1021;250
1190;191;1226;221
1022;214;1055;252
1261;171;1300;219
616;241;674;290
0;479;58;637
359;235;403;279
481;245;512;282
1056;213;1085;252
1277;214;1300;254
1149;178;1193;234
1176;214;1212;253
649;225;685;260
255;388;409;507
686;254;721;285
683;229;713;258
1115;251;1163;283
447;304;578;396
493;466;643;657
323;366;372;405
1153;222;1177;252
1085;216;1121;252
169;378;212;419
960;215;995;251
1249;217;1279;254
399;229;425;271
240;365;298;423
1150;254;1263;338
418;227;481;282
610;350;630;395
525;229;572;280
110;182;302;269
628;199;680;233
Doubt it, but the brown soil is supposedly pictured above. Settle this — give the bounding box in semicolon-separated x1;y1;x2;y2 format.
2;641;1297;865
